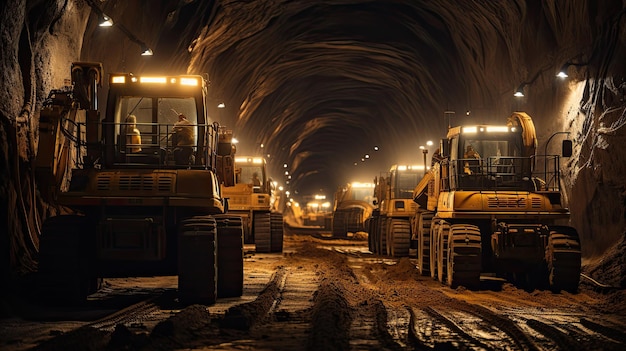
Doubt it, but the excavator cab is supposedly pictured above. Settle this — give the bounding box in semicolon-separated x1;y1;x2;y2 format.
103;74;212;168
445;125;528;191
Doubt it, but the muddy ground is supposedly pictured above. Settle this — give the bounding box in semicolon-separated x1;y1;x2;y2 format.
1;227;625;351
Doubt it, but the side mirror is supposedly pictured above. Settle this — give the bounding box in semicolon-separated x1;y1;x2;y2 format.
562;140;572;157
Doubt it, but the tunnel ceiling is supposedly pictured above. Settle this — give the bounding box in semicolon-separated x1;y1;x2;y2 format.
79;0;607;197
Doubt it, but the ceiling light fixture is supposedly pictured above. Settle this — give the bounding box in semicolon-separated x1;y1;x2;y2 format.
99;14;113;27
513;83;526;97
556;64;569;78
140;45;154;56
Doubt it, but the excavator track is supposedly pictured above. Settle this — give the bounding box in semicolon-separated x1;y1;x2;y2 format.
215;215;244;298
177;216;218;305
446;224;482;289
254;212;272;253
270;212;284;253
418;212;433;275
389;218;411;257
37;214;99;305
546;226;581;292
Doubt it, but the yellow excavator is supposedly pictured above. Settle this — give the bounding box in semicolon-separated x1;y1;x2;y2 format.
412;112;581;292
368;165;421;257
331;182;375;238
35;62;243;305
221;155;284;253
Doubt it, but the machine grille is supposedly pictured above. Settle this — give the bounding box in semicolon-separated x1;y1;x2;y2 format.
531;197;542;209
119;175;148;190
157;176;173;192
97;174;112;191
487;196;526;208
96;172;174;192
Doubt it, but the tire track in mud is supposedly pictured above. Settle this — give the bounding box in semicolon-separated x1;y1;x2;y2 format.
413;306;495;350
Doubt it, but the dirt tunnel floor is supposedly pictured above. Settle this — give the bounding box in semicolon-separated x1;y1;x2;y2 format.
1;228;626;351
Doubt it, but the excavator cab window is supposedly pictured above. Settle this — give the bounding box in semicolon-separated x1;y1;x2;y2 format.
452;131;525;190
394;170;421;199
114;96;199;165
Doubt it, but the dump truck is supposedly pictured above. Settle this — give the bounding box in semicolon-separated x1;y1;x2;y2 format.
221;156;284;253
35;62;243;305
368;165;421;257
331;182;375;237
412;112;581;292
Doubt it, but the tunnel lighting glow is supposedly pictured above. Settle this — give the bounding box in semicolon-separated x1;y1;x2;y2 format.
426;140;434;146
374;146;379;151
278;186;284;191
234;156;261;164
309;203;319;208
486;126;510;132
314;194;326;200
322;202;331;208
351;182;374;188
462;126;477;133
131;76;138;82
556;71;569;78
232;138;239;144
111;76;125;84
180;77;199;86
141;47;154;56
398;165;407;171
217;102;226;108
283;163;288;168
139;77;166;84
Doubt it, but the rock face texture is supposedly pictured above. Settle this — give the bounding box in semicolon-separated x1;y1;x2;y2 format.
1;1;625;286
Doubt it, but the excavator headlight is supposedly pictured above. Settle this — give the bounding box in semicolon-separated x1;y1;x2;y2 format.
462;126;477;133
111;76;125;84
180;77;199;86
486;126;509;132
139;77;166;84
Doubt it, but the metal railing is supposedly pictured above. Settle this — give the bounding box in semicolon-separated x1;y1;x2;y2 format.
446;155;561;192
64;120;218;170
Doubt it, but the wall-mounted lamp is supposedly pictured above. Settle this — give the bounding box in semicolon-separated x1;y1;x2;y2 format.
99;14;113;27
556;61;588;79
556;64;569;78
140;45;153;56
514;83;527;97
86;0;153;56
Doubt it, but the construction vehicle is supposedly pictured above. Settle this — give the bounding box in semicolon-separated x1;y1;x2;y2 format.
35;62;243;305
221;156;283;252
302;195;332;229
368;165;421;257
412;112;581;292
331;182;375;237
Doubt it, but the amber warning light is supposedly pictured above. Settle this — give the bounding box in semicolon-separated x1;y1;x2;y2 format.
110;75;200;86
